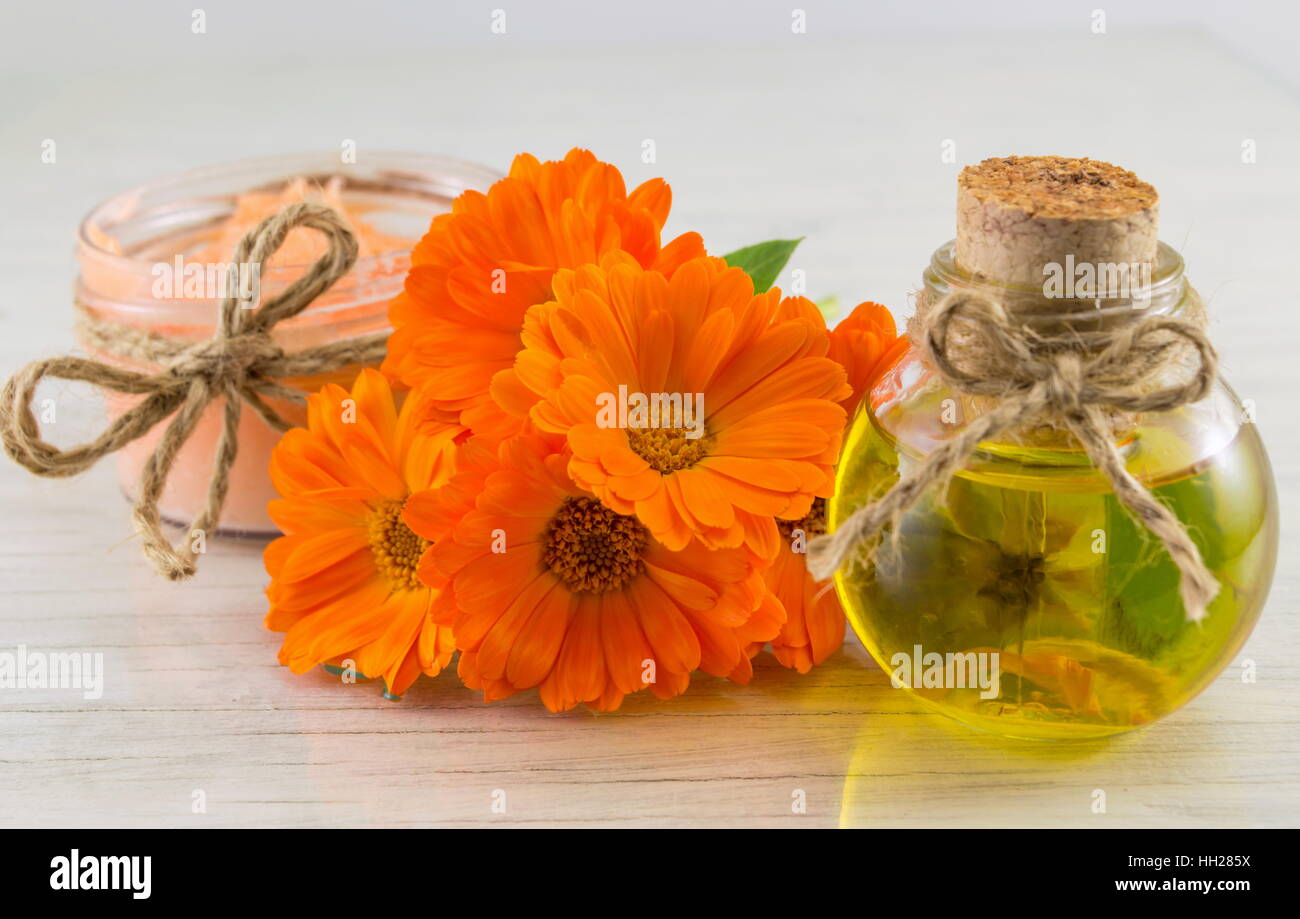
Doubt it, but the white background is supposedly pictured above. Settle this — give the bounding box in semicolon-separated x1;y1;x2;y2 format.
6;1;1300;90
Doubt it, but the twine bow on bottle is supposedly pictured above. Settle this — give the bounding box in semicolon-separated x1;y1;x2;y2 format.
807;289;1222;622
0;203;387;581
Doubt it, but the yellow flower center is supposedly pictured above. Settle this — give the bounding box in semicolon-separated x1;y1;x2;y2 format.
543;497;649;594
777;496;828;541
627;425;709;474
368;499;428;591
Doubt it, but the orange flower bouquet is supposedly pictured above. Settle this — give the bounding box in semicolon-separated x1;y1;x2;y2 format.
263;148;904;710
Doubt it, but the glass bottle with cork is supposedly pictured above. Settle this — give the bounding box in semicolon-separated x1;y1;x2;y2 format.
819;156;1278;740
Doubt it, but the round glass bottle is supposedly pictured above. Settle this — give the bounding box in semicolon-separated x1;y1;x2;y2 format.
830;239;1278;740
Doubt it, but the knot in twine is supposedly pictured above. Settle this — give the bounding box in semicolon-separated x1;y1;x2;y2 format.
1;202;388;581
807;289;1221;622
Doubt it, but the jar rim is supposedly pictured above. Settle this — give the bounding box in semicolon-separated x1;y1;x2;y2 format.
76;150;500;271
74;151;502;329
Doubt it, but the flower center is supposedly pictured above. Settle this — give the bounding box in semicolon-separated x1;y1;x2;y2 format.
367;499;428;591
979;552;1046;618
777;497;828;541
627;425;709;474
543;496;649;594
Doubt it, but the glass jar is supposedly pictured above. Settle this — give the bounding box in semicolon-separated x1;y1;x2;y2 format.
75;152;500;536
830;240;1278;740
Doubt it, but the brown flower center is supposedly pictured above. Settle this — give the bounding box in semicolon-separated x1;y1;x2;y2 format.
980;552;1047;611
543;497;649;594
777;497;828;541
368;499;428;591
627;425;709;473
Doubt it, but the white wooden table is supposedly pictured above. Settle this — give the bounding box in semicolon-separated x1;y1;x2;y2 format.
1;23;1296;827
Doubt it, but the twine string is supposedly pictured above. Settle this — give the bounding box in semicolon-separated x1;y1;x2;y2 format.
806;290;1221;623
0;203;387;581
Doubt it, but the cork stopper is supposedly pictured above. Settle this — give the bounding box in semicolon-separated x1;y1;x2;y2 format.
955;155;1158;289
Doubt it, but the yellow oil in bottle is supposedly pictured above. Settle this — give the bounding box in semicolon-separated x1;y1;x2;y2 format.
830;373;1278;740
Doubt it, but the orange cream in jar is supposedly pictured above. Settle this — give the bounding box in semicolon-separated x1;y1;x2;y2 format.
75;153;500;535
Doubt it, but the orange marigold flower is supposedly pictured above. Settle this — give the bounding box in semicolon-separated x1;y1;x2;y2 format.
383;147;705;443
754;300;906;671
762;499;844;672
513;252;851;562
263;370;466;699
407;435;783;712
826;301;910;417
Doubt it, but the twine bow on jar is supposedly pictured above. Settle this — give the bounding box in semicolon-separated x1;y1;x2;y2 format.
807;289;1222;622
0;203;387;581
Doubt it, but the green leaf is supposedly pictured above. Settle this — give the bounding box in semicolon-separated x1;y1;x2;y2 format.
722;238;803;293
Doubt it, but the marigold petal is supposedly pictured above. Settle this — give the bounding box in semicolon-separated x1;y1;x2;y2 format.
598;590;655;695
474;573;560;679
505;581;574;689
671;468;736;530
276;527;370;585
555;594;607;705
631;578;701;674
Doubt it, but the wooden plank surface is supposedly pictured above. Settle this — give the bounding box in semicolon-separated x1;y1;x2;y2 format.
1;24;1297;828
